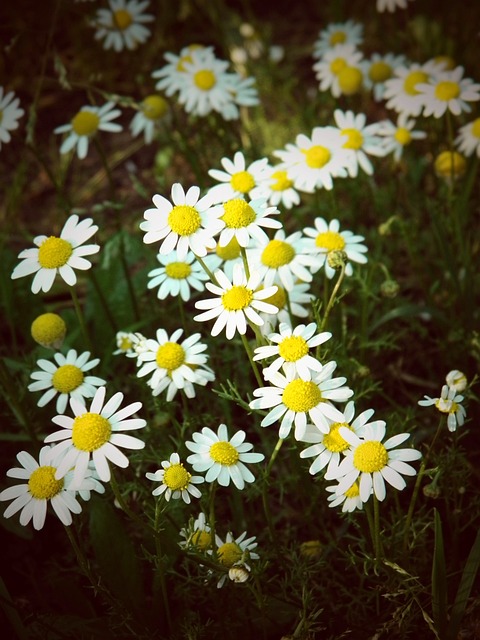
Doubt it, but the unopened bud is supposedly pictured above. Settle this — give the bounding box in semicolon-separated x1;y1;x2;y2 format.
327;249;348;270
228;565;250;583
380;279;400;298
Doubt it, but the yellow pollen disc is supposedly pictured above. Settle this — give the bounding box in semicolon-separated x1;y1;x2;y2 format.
278;335;309;362
194;69;216;90
192;529;211;550
142;95;168;120
330;57;347;75
403;71;429;96
71;110;100;136
434;151;466;178
221;199;256;229
471;118;480;138
28;466;64;500
261;239;295;268
329;31;346;45
163;463;191;491
315;231;346;251
156;342;185;371
209;441;239;465
435;397;456;414
303;145;331;169
119;335;133;351
31;313;66;347
338;66;363;95
323;422;351;453
230;171;255;194
113;9;133;30
434;81;460;102
341;128;363;150
165;261;192;279
353;441;388;473
262;285;286;309
369;61;392;83
394;127;412;146
344;481;360;498
216;236;241;260
38;237;73;269
221;285;253;311
168;205;201;236
52;364;84;394
218;541;243;567
271;170;293;191
72;413;111;452
282;379;322;412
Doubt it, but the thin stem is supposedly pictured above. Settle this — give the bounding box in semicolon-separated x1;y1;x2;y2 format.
240;332;264;387
70;287;93;353
373;494;383;562
262;437;284;543
118;231;140;322
194;253;218;285
319;262;346;332
93;137;116;199
153;499;172;632
240;246;250;279
110;468;154;534
89;270;118;332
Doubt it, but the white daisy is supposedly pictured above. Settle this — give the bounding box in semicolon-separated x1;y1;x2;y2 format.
333;109;387;177
28;349;106;414
113;331;148;358
152;45;216;97
186;424;264;490
256;280;315;336
0;87;24;150
147;250;220;301
211;530;259;588
417;66;480;118
418;384;467;432
93;0;154;52
313;44;364;98
383;60;444;117
325;480;364;512
377;0;415;11
377;113;427;162
445;370;467;393
362;52;407;102
455;117;480;158
206;151;269;204
30;312;67;350
223;73;259;109
313;20;364;60
130;94;169;143
54;102;122;159
146;453;203;504
179;512;212;551
253;321;331;380
249;363;353;440
193;263;278;340
212;196;281;249
251;165;300;210
140;183;223;259
11;214;100;294
44;386;146;487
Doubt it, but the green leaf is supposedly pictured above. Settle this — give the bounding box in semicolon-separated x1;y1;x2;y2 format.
447;528;480;640
432;509;448;638
368;303;446;335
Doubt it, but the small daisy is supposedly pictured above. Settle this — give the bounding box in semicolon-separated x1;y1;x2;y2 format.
418;384;467;432
140;183;223;259
325;480;364;512
313;20;364;60
93;0;154;52
455;117;480;157
54;102;122;159
31;312;67;350
303;217;368;279
113;331;148;358
251;165;300;210
0;87;25;150
383;60;444;117
333;423;422;502
417;66;480;118
152;45;216;97
377;113;427;162
377;0;415;11
193;263;279;340
257;280;315;336
333;109;387;177
223;73;259;109
146;453;203;504
213;196;281;249
11;214;100;294
186;424;265;490
253;322;331;380
147;250;219;302
362;52;407;102
211;531;259;588
445;370;467;393
44;386;146;488
206;151;270;204
28;349;106;414
179;512;212;551
130;94;169;143
249;363;353;440
313;44;364;98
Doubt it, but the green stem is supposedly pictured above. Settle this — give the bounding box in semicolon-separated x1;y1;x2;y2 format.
110;469;154;534
240;246;250;280
70;287;93;353
154;499;172;632
262;437;284;543
194;253;218;285
373;494;383;562
319;262;346;332
118;231;140;322
89;270;119;332
240;332;264;387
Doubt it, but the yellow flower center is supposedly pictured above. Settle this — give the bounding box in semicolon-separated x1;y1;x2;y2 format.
165;261;192;279
323;422;351;453
303;145;331;169
270;170;293;191
209;441;240;465
282;379;322;412
168;205;201;236
329;31;346;46
194;70;216;90
435;398;457;414
113;9;133;30
344;481;360;498
434;151;466;178
221;199;256;229
315;231;346;251
191;529;212;550
28;466;64;500
434;80;460;102
261;239;295;268
369;61;392;83
341;128;363;150
142;95;168;120
52;364;84;394
278;335;309;362
403;71;429;96
163;463;191;491
221;285;253;311
262;285;286;310
71;413;112;452
394;127;412;146
119;335;133;351
156;342;186;371
218;541;243;567
471;118;480;138
31;313;66;347
71;110;100;136
338;66;363;95
230;171;255;194
330;57;347;75
216;236;241;260
353;441;388;473
38;237;73;269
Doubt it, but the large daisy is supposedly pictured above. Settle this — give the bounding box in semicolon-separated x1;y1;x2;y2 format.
416;66;480;118
383;60;444;117
152;45;216;97
206;151;269;204
93;0;154;51
0;86;24;150
146;453;203;504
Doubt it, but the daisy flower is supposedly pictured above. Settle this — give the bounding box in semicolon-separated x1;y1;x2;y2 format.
130;94;169;143
253;322;331;380
303;217;368;279
249;363;354;440
193;263;279;340
179;512;212;551
44;386;146;488
377;0;415;11
417;66;480;118
418;384;467;432
0;446;97;530
325;480;364;512
445;370;467;393
274;127;350;193
313;44;364;98
0;87;25;150
152;45;216;97
146;453;203;504
251;165;300;210
54;102;122;159
11;214;100;294
186;424;265;490
212;196;281;249
333;109;387;177
332;423;422;502
28;349;106;414
211;531;259;588
136;328;214;400
455;117;480;157
223;73;259;109
313;20;363;60
377;113;427;162
206;151;269;204
140;183;223;259
256;280;315;336
383;60;444;117
362;52;407;102
93;0;154;52
147;250;219;302
113;331;148;358
30;313;66;349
